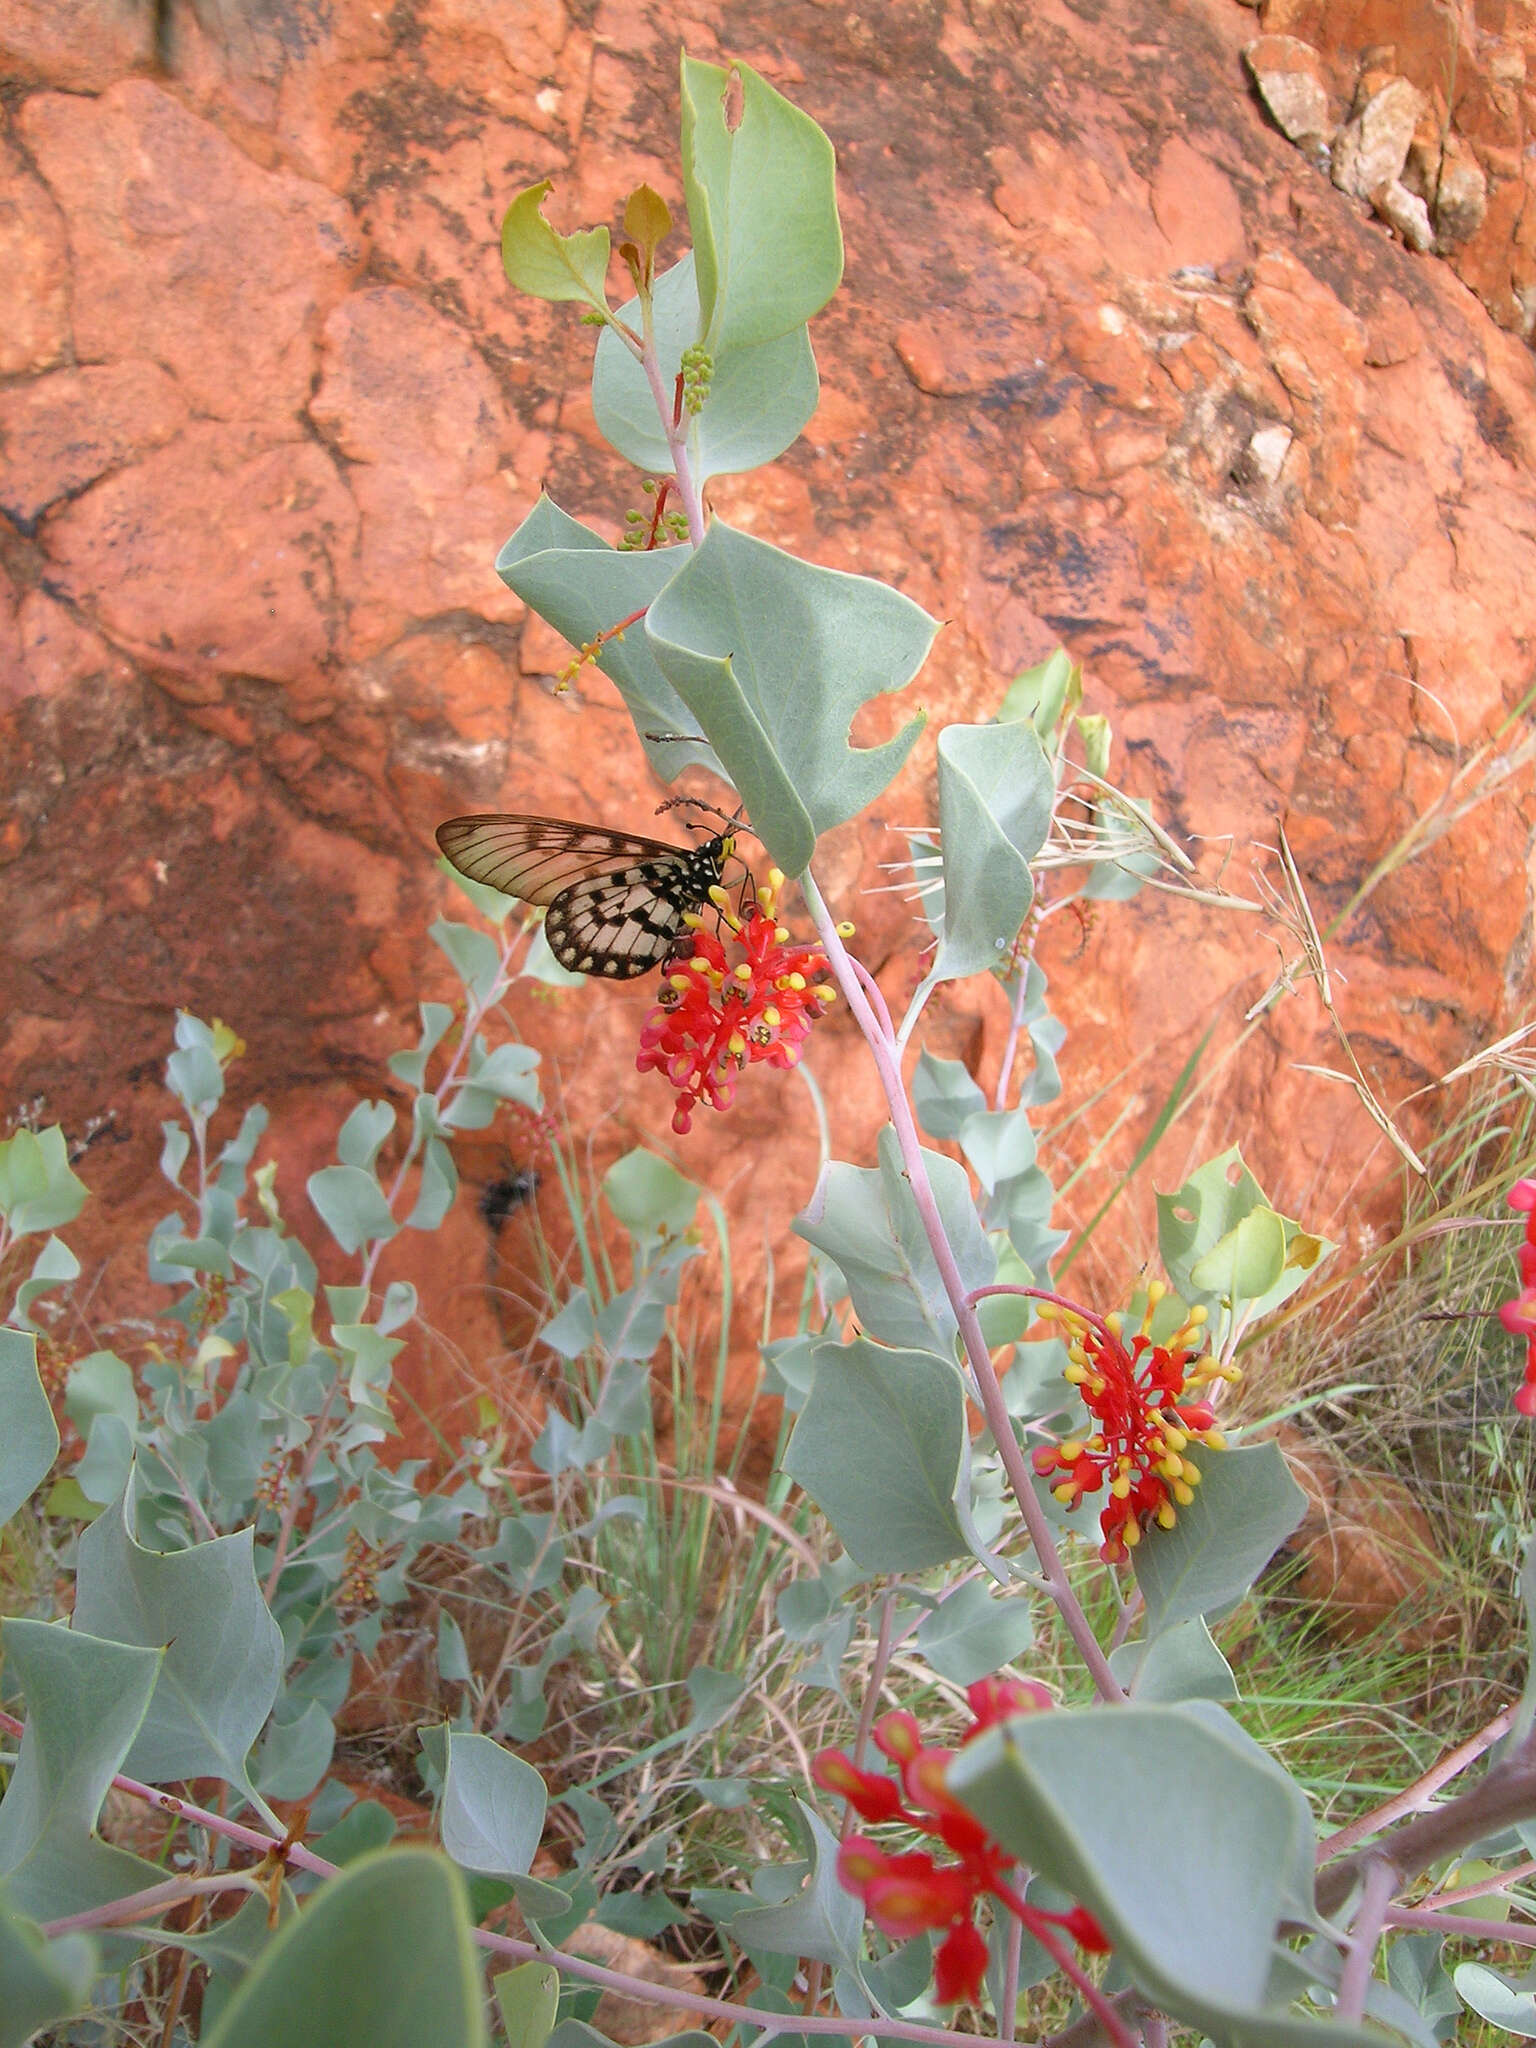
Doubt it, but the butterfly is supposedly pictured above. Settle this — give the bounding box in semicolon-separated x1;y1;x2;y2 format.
435;812;737;979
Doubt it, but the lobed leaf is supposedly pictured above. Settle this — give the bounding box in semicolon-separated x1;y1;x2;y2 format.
0;1327;58;1528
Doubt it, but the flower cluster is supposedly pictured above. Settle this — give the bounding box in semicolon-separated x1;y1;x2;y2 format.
1501;1178;1536;1417
1028;1283;1239;1563
813;1677;1109;2007
636;868;835;1134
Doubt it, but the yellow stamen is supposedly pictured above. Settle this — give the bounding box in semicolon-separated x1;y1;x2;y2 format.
1156;1501;1178;1529
1172;1480;1194;1506
836;920;855;937
1058;1440;1085;1463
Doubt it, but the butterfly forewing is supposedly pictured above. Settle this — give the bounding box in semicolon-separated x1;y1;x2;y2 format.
436;814;731;980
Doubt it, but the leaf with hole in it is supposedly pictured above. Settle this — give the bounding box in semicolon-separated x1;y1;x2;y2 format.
71;1471;283;1796
203;1848;486;2048
1156;1148;1333;1340
0;1328;58;1528
644;522;934;877
501;180;610;312
680;56;842;352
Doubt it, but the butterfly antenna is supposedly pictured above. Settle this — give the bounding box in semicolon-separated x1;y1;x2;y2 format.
655;794;753;840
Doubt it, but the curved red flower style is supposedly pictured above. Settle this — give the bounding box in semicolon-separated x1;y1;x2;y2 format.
813;1678;1109;2009
1027;1283;1239;1563
1501;1178;1536;1418
636;868;835;1134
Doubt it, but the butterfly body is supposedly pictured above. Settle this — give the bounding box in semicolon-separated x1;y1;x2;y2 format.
435;813;733;979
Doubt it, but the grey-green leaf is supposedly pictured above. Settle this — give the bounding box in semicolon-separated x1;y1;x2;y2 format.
439;1730;548;1881
72;1475;283;1793
1133;1443;1306;1638
496;497;720;786
931;721;1053;982
795;1125;994;1356
593;254;820;482
0;1617;166;1920
644;521;935;876
0;1327;58;1528
783;1339;968;1571
949;1707;1377;2047
915;1580;1034;1684
306;1164;398;1255
202;1848;486;2048
0;1904;95;2048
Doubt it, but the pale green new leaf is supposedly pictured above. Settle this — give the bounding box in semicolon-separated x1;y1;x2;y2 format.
0;1327;58;1528
203;1848;486;2048
645;522;935;876
501;179;610;312
680;56;843;352
1133;1443;1306;1638
72;1474;283;1793
1157;1148;1334;1342
495;1962;560;2048
593;254;819;481
931;721;1053;982
783;1339;968;1571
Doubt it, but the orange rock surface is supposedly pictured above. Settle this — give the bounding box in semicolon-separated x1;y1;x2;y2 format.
2;0;1533;1435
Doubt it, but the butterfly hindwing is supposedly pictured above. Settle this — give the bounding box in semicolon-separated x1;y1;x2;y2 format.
436;813;731;979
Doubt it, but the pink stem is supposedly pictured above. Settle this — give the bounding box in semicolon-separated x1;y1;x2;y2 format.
802;879;1123;1703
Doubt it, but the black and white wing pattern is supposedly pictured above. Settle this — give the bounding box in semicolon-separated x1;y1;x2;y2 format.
435;813;732;979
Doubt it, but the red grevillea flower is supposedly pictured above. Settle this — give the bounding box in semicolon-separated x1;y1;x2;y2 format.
1028;1283;1239;1564
1501;1178;1536;1418
813;1679;1108;2007
635;867;835;1134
